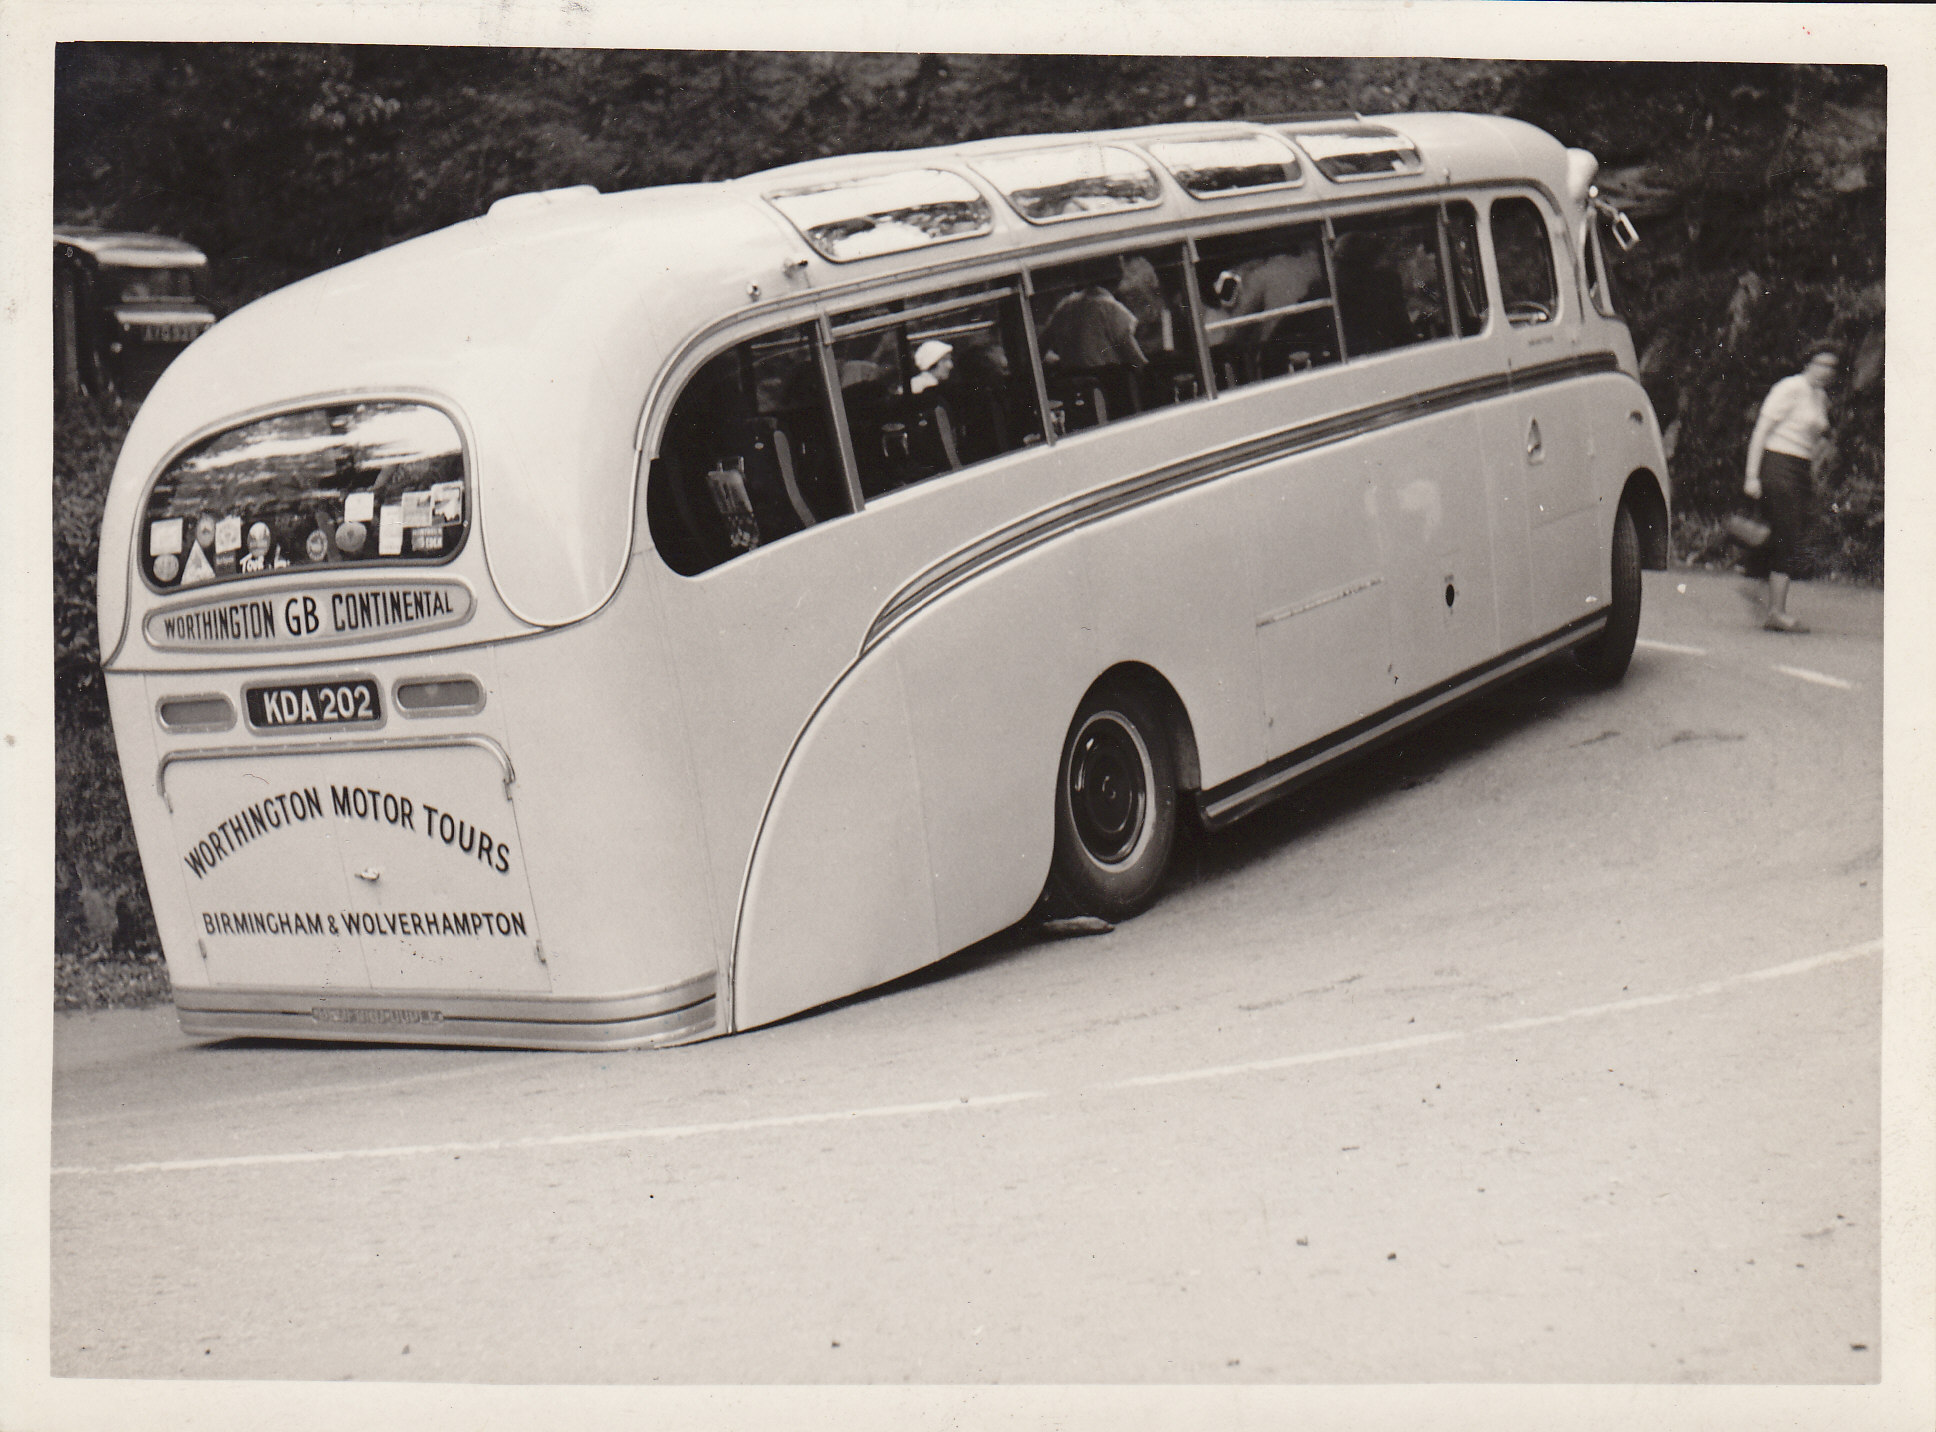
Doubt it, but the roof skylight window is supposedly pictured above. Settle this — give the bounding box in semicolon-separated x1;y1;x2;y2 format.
972;145;1163;224
1282;124;1425;182
765;169;994;262
1145;133;1305;197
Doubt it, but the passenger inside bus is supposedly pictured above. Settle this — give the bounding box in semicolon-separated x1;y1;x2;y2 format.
1195;224;1336;389
645;324;846;575
833;289;1041;496
1107;248;1202;412
1036;255;1161;430
1329;211;1455;358
1036;261;1145;432
947;332;1021;461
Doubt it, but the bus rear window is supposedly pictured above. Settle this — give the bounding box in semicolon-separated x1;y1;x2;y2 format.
141;401;468;591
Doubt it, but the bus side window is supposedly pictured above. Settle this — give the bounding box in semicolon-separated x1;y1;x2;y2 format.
1444;200;1489;335
645;322;846;575
832;287;1041;497
1491;195;1559;327
1192;224;1334;392
1330;205;1453;359
1030;246;1201;429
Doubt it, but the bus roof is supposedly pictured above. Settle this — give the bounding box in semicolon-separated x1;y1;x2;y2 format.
103;111;1578;645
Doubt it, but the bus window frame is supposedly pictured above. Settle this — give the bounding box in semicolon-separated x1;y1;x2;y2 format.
1487;190;1566;329
828;275;1047;492
644;180;1580;572
1186;219;1339;395
1436;203;1465;339
813;312;868;514
1585;212;1620;319
1020;240;1206;432
1014;266;1058;447
1327;200;1466;360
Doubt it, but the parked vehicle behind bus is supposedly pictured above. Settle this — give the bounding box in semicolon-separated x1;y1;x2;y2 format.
55;227;216;404
99;113;1667;1049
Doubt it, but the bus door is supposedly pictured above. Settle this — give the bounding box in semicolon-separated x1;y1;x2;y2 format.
1328;203;1497;702
1481;192;1600;640
1247;442;1392;758
1196;220;1395;757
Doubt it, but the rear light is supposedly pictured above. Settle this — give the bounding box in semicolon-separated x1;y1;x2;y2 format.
394;676;485;717
156;694;236;732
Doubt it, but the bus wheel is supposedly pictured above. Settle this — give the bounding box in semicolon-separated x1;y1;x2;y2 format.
1050;682;1178;922
1574;502;1642;687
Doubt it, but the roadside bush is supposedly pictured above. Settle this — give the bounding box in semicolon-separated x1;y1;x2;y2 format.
54;394;166;999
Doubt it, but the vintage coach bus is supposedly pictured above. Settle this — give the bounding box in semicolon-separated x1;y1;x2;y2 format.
98;112;1668;1049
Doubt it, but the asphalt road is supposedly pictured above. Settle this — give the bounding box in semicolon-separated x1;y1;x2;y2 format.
49;569;1883;1388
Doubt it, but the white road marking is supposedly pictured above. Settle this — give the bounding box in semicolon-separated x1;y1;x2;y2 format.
1109;1029;1463;1089
1108;940;1877;1087
1774;664;1855;691
52;1090;1049;1177
53;939;1881;1179
1636;638;1707;656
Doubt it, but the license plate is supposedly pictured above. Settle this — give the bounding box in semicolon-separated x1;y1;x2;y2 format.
140;324;205;344
246;678;383;730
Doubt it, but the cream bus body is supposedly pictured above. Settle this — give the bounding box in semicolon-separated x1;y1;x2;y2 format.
99;112;1669;1049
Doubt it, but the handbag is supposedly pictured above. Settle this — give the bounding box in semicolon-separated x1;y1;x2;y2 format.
1723;511;1771;549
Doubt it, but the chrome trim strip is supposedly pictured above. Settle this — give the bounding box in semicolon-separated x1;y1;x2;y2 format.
174;986;718;1051
1512;351;1624;392
861;352;1624;654
1256;574;1384;629
1200;612;1606;827
156;732;516;811
174;971;713;1022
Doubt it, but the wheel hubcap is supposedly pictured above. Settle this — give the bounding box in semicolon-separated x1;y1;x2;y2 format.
1069;713;1150;866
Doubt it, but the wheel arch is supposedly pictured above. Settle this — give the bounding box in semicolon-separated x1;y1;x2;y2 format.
1080;660;1203;796
1621;468;1671;570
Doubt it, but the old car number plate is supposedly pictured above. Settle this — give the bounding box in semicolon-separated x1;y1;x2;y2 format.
246;678;382;730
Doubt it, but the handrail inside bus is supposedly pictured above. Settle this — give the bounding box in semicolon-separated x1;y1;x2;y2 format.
1201;295;1336;336
156;733;518;812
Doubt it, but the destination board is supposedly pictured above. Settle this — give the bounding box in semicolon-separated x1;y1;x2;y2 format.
146;581;473;650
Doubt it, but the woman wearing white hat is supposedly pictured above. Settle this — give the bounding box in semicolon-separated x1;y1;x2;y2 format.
910;339;954;393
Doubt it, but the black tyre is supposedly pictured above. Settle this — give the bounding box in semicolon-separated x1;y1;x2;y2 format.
1574;502;1642;687
1049;682;1178;922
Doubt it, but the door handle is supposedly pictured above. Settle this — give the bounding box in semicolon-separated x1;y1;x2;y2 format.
1526;418;1544;464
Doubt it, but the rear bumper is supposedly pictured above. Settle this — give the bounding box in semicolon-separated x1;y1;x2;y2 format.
172;972;717;1050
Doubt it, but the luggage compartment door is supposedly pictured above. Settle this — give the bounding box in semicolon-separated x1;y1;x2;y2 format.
162;741;549;994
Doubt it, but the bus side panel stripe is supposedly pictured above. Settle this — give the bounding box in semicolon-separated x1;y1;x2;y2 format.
862;352;1623;653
